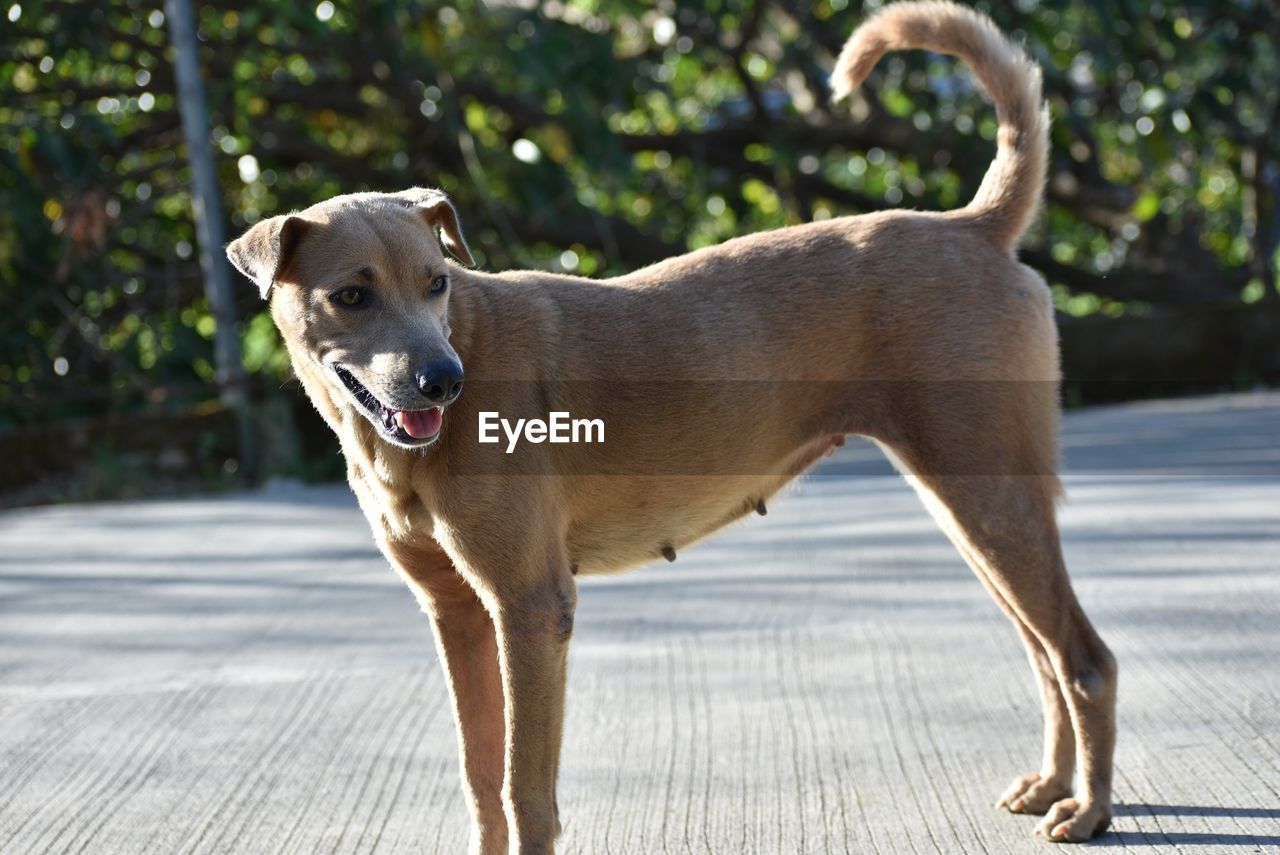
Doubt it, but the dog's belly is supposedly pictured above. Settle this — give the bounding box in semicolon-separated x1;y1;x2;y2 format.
565;436;844;574
564;474;782;574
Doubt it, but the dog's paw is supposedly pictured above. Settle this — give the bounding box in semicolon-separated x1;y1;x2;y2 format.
1033;797;1112;842
996;772;1072;815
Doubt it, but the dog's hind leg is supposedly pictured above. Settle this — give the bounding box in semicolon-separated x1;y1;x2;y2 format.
948;536;1076;815
876;397;1116;841
389;542;509;855
996;623;1077;814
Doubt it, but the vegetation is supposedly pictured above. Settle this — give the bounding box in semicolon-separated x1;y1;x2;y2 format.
2;0;1277;490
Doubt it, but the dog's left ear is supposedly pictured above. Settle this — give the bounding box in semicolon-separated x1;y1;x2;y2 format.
396;187;475;267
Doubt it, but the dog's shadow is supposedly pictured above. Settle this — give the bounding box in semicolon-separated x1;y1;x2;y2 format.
1085;804;1280;847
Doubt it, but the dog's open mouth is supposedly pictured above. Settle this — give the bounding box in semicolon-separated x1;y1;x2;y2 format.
332;364;443;445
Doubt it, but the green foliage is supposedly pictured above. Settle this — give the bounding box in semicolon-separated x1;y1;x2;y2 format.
2;0;1278;431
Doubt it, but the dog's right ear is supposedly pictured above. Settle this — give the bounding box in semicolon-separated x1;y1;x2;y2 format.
226;215;310;299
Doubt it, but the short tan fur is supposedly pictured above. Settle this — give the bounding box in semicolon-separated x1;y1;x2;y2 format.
228;3;1117;851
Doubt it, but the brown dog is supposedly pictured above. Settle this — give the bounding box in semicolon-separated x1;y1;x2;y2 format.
227;1;1116;850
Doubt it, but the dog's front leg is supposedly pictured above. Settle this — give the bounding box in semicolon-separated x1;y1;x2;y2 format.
388;542;508;855
487;552;577;855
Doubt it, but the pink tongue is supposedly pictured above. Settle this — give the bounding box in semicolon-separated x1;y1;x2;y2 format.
395;407;442;439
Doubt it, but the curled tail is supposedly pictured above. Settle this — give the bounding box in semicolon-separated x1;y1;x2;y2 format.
831;0;1049;252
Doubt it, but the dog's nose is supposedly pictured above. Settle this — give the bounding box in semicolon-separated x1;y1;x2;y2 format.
416;361;464;404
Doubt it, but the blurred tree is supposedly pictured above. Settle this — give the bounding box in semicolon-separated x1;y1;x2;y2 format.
2;0;1278;434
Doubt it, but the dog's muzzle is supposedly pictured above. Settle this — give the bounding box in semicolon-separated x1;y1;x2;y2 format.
332;363;448;445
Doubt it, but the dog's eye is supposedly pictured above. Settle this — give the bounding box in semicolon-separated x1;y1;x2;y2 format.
429;275;449;296
331;287;367;308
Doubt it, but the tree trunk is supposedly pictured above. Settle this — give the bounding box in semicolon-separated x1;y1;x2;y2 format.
164;0;257;480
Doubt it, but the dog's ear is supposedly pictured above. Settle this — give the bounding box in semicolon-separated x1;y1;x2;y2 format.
396;187;475;267
226;215;311;299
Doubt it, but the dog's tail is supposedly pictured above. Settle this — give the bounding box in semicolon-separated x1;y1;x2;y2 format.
830;1;1049;252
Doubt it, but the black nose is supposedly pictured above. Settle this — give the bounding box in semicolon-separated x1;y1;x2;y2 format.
416;361;464;404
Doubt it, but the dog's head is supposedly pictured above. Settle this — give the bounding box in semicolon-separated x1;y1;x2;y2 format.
226;188;475;449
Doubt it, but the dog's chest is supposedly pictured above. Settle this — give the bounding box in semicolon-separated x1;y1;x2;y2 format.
348;468;435;546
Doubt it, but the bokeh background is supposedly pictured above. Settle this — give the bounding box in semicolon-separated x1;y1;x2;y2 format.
2;0;1278;504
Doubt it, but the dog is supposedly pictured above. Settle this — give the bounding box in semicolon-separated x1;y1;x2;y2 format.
227;2;1117;850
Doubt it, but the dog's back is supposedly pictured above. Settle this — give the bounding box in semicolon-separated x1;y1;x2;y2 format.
550;0;1054;387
